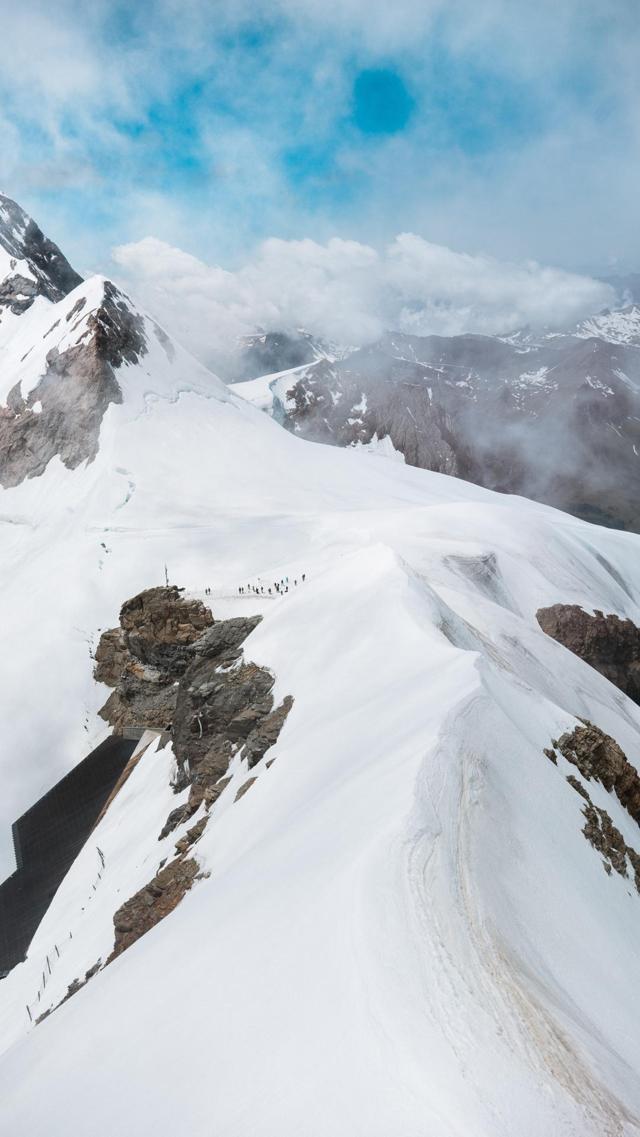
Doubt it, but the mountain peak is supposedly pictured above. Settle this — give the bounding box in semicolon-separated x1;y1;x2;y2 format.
0;192;82;314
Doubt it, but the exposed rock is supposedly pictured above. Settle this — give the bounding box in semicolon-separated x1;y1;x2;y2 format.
243;695;294;768
159;805;190;840
537;605;640;704
172;659;274;770
98;674;178;736
0;192;82;307
545;726;640;893
174;817;207;856
96;588;292;834
581;800;631;880
120;585;213;672
192;615;262;662
0;281;148;488
110;856;201;959
93;628;128;687
566;774;590;800
235;777;257;802
0;273;40;316
95;586;215;733
171;645;292;818
36;960;101;1025
97;585;292;889
556;721;640;823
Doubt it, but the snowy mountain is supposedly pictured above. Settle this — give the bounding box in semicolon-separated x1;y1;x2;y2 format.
233;325;640;531
0;194;82;313
234;328;341;379
0;197;640;1136
573;304;640;346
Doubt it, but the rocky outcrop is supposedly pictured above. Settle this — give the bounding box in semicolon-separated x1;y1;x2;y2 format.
581;798;637;886
555;721;640;822
0;281;148;488
537;605;640;705
545;721;640;891
110;856;202;959
95;587;293;825
119;584;213;671
91;585;294;973
170;616;292;822
95;587;214;733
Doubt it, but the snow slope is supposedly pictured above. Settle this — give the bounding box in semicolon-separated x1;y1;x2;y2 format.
0;278;639;1135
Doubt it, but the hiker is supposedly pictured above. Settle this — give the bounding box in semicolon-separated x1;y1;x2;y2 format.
302;573;306;582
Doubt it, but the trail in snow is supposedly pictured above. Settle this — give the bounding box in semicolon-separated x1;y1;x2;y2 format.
0;275;639;1134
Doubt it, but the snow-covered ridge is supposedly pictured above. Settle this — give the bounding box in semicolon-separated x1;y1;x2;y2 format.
0;270;232;488
0;198;639;1135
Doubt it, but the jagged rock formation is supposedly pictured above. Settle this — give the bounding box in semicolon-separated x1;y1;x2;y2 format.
537;605;640;704
0;193;82;312
545;721;640;891
95;586;214;732
581;796;640;889
555;721;640;822
95;586;293;828
110;856;202;960
93;585;293;966
0;280;148;487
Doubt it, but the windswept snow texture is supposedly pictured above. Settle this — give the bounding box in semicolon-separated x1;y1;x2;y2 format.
0;280;639;1135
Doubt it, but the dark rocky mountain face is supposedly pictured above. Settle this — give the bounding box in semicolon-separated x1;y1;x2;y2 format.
0;281;148;488
251;328;640;531
537;605;640;705
0;193;82;312
0;196;150;489
235;330;330;380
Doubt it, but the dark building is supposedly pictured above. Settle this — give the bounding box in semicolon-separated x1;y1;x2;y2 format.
0;735;139;976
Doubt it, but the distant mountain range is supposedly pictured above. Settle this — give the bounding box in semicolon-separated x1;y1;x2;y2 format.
2;192;640;1137
232;312;640;531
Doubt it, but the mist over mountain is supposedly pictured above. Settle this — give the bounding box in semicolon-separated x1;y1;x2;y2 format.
230;307;640;532
1;157;640;1137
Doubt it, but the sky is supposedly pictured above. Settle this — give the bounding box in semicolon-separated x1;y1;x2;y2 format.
1;0;638;357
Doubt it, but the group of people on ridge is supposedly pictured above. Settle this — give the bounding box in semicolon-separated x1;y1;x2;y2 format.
238;573;306;597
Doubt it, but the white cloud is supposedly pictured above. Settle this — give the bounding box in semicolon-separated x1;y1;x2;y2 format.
112;232;614;366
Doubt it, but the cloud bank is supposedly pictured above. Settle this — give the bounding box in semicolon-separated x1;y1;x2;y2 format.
113;233;614;368
0;0;638;276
